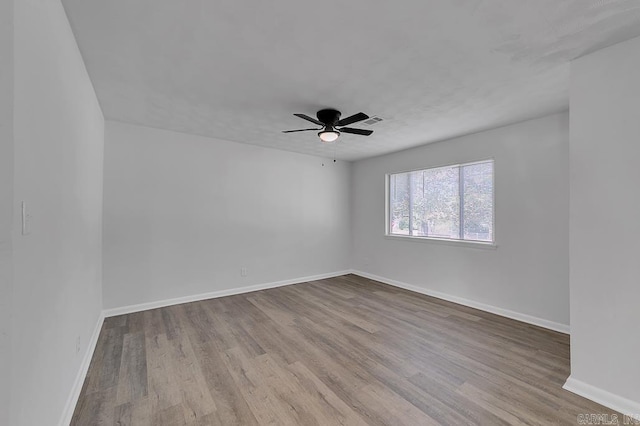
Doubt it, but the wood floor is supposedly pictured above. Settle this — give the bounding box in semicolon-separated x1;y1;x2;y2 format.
72;275;616;425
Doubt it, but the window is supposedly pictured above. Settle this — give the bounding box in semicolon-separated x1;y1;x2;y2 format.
387;160;494;243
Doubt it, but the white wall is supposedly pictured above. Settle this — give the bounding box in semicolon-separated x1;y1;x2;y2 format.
103;121;351;309
0;0;14;423
11;0;104;424
568;35;640;410
352;112;570;328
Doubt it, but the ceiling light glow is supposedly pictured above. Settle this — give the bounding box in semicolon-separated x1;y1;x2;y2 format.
318;130;340;142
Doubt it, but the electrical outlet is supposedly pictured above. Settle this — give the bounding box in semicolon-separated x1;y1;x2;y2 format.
76;336;81;355
240;267;248;277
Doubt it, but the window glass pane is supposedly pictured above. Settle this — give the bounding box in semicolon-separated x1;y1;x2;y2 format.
462;162;493;242
409;171;424;236
389;173;410;235
415;166;459;239
388;160;493;243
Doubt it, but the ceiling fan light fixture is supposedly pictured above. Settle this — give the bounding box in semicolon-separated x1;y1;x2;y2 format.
283;110;372;141
318;129;340;143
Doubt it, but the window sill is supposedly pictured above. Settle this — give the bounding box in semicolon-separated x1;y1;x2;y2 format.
384;234;497;249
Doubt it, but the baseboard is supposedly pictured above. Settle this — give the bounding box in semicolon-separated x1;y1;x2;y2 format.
58;311;105;426
350;270;570;334
103;270;352;318
563;376;640;419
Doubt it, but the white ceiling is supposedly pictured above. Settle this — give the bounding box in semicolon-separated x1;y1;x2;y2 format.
62;0;640;161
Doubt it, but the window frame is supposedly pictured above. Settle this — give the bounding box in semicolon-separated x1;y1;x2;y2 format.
385;159;496;247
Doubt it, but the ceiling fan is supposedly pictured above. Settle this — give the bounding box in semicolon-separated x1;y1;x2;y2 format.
283;109;373;142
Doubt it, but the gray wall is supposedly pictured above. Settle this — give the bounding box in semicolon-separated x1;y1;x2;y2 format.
0;0;13;423
569;34;640;408
351;112;570;328
11;0;104;424
102;121;351;309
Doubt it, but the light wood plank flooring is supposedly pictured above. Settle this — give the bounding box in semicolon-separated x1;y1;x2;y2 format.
72;274;616;425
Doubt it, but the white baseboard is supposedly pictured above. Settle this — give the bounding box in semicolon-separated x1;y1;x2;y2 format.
103;270;352;318
564;376;640;419
350;270;570;334
58;311;105;426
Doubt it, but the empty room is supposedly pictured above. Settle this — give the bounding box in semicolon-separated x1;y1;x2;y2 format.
2;0;640;425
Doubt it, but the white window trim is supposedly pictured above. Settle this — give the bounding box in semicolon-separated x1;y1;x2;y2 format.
385;158;496;246
383;234;497;249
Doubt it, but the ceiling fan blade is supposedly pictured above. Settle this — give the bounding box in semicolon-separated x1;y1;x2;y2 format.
336;112;369;127
293;113;324;126
339;127;373;136
282;128;321;133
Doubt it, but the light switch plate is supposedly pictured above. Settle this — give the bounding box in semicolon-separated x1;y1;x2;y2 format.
21;201;31;236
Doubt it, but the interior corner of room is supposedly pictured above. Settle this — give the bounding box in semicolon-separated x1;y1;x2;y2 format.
2;0;640;425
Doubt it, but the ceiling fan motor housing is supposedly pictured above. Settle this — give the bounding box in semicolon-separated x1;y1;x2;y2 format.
317;109;341;126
